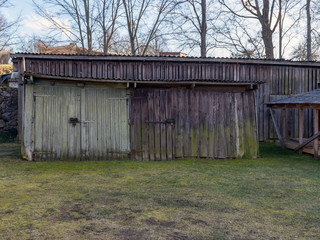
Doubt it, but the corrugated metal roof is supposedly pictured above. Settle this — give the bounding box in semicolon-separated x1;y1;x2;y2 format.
266;89;320;105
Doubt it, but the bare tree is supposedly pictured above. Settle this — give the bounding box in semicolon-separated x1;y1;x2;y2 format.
219;0;283;59
0;0;9;8
96;0;121;54
0;1;20;52
122;0;176;56
33;0;96;54
201;0;207;57
169;0;220;57
277;0;301;59
215;15;265;58
290;0;320;61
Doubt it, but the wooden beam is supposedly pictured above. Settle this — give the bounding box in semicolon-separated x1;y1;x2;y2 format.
294;131;320;152
299;108;304;154
299;108;303;144
314;109;319;158
26;73;259;88
269;108;285;148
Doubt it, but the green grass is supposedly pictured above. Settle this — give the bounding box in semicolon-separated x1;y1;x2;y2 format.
1;143;320;239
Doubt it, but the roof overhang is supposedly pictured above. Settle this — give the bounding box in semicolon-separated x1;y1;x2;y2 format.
23;73;259;91
11;53;320;68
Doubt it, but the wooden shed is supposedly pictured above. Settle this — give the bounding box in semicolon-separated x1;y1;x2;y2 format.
11;53;263;161
267;89;320;158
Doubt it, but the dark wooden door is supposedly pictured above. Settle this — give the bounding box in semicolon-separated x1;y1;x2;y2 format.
130;87;258;160
130;89;175;160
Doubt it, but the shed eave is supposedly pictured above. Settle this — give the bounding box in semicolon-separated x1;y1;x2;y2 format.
11;52;320;67
23;73;260;88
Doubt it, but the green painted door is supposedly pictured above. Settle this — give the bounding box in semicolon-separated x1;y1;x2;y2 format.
82;86;130;160
32;83;129;160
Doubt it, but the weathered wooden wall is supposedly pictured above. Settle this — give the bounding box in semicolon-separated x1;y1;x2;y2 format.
130;87;258;160
257;66;320;141
21;57;265;84
12;54;320;143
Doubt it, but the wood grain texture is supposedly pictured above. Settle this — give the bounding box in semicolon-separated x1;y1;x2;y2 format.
26;82;129;161
130;87;259;160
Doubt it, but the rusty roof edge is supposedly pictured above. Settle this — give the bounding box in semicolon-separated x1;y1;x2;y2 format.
10;52;320;67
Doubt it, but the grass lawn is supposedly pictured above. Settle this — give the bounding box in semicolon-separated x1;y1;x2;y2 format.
1;143;320;240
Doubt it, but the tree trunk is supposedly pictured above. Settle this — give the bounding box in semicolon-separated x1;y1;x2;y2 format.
306;0;312;61
200;0;206;58
278;0;282;59
261;26;274;59
83;0;92;54
130;36;136;55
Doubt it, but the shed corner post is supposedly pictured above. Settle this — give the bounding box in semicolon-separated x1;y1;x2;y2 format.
22;83;34;161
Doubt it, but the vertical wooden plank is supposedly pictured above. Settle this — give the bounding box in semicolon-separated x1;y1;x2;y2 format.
166;89;173;160
207;91;214;158
314;109;319;158
42;88;49;157
199;90;209;158
141;89;149;161
175;88;183;158
121;89;130;159
68;87;76;160
22;84;34;160
160;90;167;160
136;91;143;160
235;92;244;157
34;86;43;159
52;86;60;159
183;88;191;157
80;87;87;160
154;89;161;160
147;90;155;161
282;108;286;140
114;90;120;159
229;93;237;158
97;88;103;160
217;92;226;158
189;89;199;158
106;88;112;159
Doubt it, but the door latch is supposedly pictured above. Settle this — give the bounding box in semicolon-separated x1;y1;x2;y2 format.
69;118;80;126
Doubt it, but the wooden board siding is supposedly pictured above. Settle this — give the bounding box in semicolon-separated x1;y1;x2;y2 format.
14;54;320;143
21;58;264;84
130;87;258;160
260;66;320;141
22;81;129;161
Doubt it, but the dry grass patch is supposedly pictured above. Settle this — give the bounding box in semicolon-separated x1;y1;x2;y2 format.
0;143;320;239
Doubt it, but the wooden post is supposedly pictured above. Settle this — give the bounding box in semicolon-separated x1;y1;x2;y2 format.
314;109;319;158
282;108;286;140
299;108;304;154
269;108;285;148
299;108;303;144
